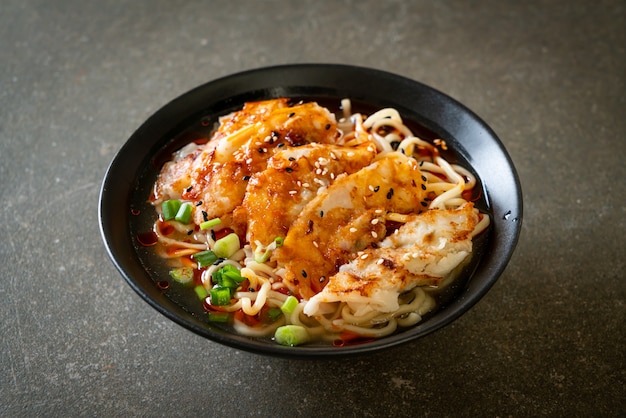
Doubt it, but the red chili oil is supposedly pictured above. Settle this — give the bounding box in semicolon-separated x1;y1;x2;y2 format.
136;231;158;246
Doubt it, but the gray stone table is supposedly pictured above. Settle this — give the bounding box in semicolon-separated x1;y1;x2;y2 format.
1;0;624;416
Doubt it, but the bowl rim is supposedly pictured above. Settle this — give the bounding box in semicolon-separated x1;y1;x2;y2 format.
99;63;523;357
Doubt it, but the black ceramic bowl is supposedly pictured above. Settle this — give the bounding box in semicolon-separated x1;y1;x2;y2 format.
99;64;522;357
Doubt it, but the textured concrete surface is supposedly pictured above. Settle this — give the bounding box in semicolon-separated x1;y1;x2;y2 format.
1;0;624;416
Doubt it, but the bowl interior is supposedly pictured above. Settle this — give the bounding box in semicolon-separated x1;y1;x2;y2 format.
99;64;522;357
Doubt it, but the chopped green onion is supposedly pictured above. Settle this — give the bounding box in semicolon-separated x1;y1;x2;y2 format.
274;325;310;346
194;285;208;300
208;311;230;323
274;236;284;247
209;286;232;306
169;266;194;284
213;233;240;258
161;199;181;221
175;202;193;224
200;218;221;230
192;250;218;268
212;265;244;293
267;308;282;322
280;295;299;314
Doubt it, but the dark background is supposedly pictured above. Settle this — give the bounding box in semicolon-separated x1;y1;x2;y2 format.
1;1;624;416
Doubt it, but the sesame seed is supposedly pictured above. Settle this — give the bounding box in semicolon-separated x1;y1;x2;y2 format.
371;219;379;225
313;241;319;248
349;227;357;233
330;173;336;180
315;168;322;175
246;158;253;165
376;258;385;265
368;185;375;192
360;254;369;260
301;269;307;277
386;188;394;199
371;231;378;238
421;184;427;190
255;141;262;146
375;209;383;214
374;185;380;192
330;152;337;160
289;190;297;195
347;152;355;157
302;182;310;188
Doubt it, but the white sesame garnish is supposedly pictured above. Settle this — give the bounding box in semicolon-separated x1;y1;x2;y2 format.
289;190;297;195
349;227;357;233
360;254;369;260
347;152;355;157
376;258;385;265
313;241;318;248
371;219;379;225
371;231;378;238
330;152;337;160
246;158;253;165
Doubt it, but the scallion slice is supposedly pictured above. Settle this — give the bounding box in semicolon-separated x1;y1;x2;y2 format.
161;199;181;221
200;218;221;230
174;202;193;224
213;233;240;258
267;308;282;322
194;285;208;300
280;295;299;314
274;325;310;346
208;311;230;323
209;286;232;306
169;266;194;284
192;250;218;268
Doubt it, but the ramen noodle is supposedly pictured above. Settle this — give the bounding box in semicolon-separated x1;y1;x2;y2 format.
148;98;489;346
